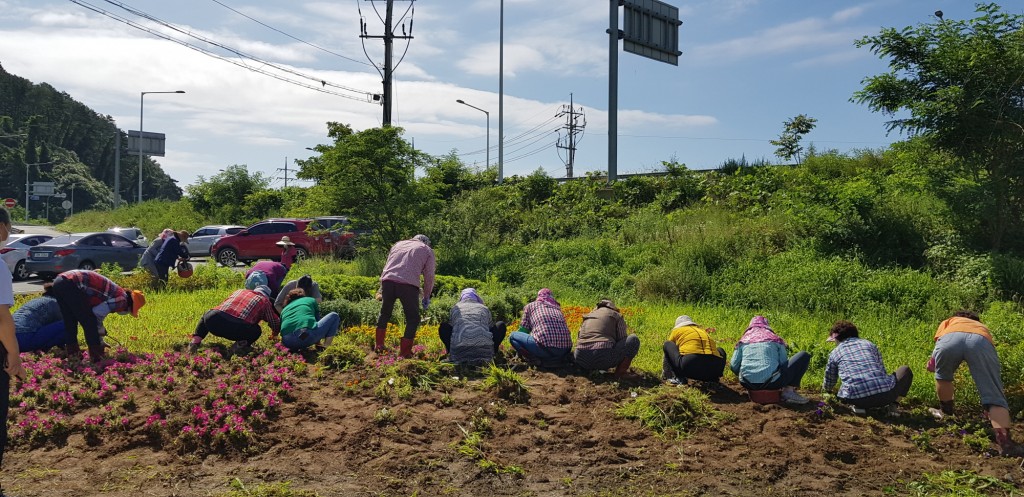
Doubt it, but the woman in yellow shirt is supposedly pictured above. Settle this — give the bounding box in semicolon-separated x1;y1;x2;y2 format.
662;315;726;385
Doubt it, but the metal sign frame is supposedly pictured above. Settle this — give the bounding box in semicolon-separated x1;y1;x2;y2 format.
623;0;683;66
127;130;167;157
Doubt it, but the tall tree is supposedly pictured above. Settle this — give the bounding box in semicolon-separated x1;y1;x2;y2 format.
296;123;428;246
186;165;271;224
853;3;1024;249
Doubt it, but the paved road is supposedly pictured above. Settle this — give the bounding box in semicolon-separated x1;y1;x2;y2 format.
11;257;241;295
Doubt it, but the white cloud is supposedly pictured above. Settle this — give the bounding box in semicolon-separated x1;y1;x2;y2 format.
690;17;863;63
832;6;867;23
456;43;547;77
793;48;868;68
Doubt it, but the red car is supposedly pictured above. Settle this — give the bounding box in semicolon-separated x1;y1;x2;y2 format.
212;218;333;266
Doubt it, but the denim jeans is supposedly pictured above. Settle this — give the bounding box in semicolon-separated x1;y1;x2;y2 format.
742;351;811;391
282;312;341;351
509;331;570;366
16;321;67;353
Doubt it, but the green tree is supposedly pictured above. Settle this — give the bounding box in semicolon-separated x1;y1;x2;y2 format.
296;123;428;246
853;3;1024;249
770;114;817;163
186;165;271;223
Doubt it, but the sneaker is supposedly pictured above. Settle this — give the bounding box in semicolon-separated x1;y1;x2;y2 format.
781;389;809;405
666;377;685;386
928;407;954;421
851;405;867;415
186;342;200;354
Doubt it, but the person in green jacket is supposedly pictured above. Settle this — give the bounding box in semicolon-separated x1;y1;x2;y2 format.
279;288;340;352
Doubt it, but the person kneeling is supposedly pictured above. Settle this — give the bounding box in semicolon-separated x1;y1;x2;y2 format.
822;320;912;415
279;288;341;352
12;295;66;352
439;288;506;366
509;289;572;368
574;299;639;378
662;315;726;385
731;315;812;405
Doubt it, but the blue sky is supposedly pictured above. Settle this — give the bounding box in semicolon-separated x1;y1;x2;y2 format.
0;0;1009;190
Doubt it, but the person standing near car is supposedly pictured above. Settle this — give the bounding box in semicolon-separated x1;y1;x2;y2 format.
277;236;298;268
139;228;174;280
0;207;26;496
154;230;190;283
375;234;435;358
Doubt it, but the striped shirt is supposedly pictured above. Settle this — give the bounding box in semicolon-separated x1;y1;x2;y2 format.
214;289;281;334
823;337;896;399
521;300;572;349
57;270;130;314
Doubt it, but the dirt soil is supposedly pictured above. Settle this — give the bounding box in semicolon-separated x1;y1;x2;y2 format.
6;358;1024;497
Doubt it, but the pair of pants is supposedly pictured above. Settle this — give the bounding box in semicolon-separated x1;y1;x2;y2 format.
663;342;727;382
376;280;421;340
155;263;171;283
508;331;570;366
439;321;507;354
51;276;103;351
933;332;1008;410
16;321;67;352
0;367;7;468
842;366;913;409
575;335;641;371
281;312;342;351
742;351;812;391
193;310;262;343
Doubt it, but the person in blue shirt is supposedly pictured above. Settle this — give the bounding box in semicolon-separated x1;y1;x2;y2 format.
822;320;912;414
154;230;190;283
12;296;66;352
730;315;811;405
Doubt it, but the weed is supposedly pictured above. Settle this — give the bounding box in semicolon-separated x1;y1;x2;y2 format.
440;393;454;406
217;478;319;497
482;364;530;403
910;431;934;453
616;386;731;439
907;470;1015;497
373;407;396;426
315;343;364;371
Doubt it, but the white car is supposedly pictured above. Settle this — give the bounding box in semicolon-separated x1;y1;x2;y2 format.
107;227;148;247
2;234;54;280
189;225;246;256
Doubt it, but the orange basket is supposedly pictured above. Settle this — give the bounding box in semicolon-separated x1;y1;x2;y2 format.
748;389;781;405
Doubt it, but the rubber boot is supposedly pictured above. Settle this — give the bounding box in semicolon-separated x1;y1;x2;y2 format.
399;338;414;359
374;327;387;352
994;428;1024;457
614;357;634;378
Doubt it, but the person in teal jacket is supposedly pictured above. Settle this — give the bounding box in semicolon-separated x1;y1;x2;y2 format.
730;315;811;405
279;288;341;352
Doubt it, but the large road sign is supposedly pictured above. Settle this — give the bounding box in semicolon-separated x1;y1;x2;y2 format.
623;0;683;66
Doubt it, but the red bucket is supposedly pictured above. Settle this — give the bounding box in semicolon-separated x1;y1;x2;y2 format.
748;389;781;405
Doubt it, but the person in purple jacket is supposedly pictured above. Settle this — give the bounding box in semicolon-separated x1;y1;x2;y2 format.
374;234;435;358
246;260;289;298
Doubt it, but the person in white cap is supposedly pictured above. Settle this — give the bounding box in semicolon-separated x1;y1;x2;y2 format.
374;234;435;358
662;315;726;385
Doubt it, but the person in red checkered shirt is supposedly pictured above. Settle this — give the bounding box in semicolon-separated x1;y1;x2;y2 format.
187;286;280;355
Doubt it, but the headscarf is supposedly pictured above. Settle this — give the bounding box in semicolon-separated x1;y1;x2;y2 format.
536;288;560;308
459;287;483;304
737;315;786;347
413;234;431;247
674;315;697;328
157;228;174;240
252;285;272;298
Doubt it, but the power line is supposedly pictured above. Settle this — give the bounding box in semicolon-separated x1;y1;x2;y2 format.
68;0;377;103
207;0;372;67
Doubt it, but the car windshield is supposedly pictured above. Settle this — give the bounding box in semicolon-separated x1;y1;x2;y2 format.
39;235;85;246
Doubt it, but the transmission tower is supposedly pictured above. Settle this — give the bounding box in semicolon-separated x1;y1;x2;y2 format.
359;0;416;126
556;94;587;178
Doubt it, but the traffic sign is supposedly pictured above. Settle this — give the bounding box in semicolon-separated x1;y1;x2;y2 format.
53;193;67;199
2;198;15;208
29;195;40;201
61;200;72;210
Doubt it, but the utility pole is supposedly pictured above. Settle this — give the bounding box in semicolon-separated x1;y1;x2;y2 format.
360;0;415;126
556;94;586;179
277;157;290;188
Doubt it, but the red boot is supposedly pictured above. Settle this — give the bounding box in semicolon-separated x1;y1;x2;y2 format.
399;338;414;359
374;327;387;352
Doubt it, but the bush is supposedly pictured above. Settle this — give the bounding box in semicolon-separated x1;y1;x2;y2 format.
320;299;381;327
317;275;379;301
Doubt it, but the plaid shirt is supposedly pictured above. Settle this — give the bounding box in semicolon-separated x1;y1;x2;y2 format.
521;300;572;349
823;337;896;399
215;290;281;334
58;270;130;314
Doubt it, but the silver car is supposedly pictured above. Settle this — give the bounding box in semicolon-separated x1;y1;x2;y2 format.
189;225;246;256
107;227;149;247
26;232;147;279
2;234;54;280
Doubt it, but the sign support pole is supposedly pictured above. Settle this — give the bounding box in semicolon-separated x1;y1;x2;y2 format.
608;0;619;184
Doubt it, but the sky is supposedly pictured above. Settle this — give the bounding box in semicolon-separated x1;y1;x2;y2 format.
0;0;1011;191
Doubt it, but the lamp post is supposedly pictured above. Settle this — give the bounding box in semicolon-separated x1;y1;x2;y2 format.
456;99;490;170
138;90;185;203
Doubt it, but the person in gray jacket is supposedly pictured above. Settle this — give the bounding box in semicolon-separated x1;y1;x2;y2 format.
438;288;506;366
274;275;322;314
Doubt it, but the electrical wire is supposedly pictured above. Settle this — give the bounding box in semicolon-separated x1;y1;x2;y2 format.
72;0;377;102
207;0;371;67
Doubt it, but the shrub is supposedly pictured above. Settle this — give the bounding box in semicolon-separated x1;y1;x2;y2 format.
317;275;378;301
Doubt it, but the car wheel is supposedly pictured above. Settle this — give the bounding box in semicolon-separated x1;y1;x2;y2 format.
217;248;239;267
79;260;96;271
13;260;29;280
295;247;309;261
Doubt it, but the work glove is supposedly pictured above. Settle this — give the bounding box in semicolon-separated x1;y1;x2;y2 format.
422;298;430;310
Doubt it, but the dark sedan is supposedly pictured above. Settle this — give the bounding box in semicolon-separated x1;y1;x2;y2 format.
26;232;147;279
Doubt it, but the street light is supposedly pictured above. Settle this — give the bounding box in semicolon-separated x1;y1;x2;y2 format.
139;90;185;203
456;99;490;170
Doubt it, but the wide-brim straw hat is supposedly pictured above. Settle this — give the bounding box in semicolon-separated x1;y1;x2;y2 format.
275;236;296;247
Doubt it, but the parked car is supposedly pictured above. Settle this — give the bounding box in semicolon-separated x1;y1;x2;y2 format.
189;225;246;256
310;216;366;258
2;234;54;280
107;227;148;246
211;219;332;267
26;232;147;279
